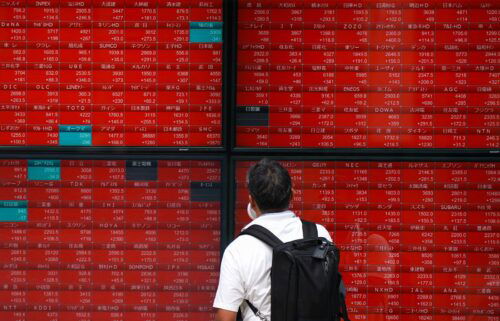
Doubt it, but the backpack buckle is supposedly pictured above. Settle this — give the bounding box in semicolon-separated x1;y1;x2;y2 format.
313;242;328;259
255;310;269;321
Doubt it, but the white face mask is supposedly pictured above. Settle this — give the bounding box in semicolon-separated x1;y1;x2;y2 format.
247;202;258;220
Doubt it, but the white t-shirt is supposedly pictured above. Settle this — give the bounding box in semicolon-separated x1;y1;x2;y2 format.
213;210;332;321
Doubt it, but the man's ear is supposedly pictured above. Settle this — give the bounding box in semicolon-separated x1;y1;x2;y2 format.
248;194;261;216
249;194;257;207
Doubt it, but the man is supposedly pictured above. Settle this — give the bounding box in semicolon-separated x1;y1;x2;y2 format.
213;158;333;321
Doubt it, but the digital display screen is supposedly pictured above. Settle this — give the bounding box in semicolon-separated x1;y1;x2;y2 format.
0;158;221;320
235;159;499;320
0;0;223;147
236;1;499;149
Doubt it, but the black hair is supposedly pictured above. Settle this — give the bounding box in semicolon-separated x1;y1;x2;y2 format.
247;158;292;213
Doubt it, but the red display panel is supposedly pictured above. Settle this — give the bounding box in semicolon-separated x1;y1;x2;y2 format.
235;160;499;320
236;1;500;149
0;0;223;147
0;158;221;320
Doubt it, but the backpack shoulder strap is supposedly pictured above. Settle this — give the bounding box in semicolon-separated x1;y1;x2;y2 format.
238;225;280;321
301;219;318;239
239;224;283;249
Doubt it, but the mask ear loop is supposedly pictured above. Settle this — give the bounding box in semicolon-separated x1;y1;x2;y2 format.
247;202;258;220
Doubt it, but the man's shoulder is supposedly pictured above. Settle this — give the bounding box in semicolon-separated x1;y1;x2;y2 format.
222;233;271;276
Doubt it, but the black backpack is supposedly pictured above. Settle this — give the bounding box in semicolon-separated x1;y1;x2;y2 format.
239;220;350;321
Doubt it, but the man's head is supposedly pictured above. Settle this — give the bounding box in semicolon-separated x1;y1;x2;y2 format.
247;158;292;215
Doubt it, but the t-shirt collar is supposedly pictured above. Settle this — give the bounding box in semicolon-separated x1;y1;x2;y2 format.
242;210;296;230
